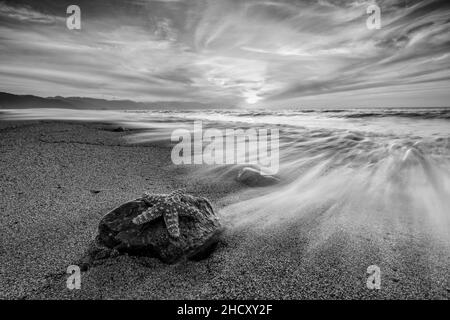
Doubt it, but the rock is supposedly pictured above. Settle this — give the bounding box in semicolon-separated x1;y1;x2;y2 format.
112;126;125;132
84;190;223;265
237;167;280;187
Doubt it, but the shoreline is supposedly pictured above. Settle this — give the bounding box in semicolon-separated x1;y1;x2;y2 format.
0;120;448;299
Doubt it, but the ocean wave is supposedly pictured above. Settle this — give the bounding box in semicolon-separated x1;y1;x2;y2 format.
339;108;450;120
226;108;450;120
1;107;449;240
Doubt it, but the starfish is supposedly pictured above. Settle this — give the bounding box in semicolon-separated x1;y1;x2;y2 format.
132;190;201;238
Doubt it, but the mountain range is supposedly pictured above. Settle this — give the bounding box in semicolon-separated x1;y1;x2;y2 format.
0;92;212;110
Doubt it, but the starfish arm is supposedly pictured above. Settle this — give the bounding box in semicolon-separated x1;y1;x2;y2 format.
169;189;188;202
132;207;161;225
163;209;180;238
142;193;164;204
176;202;202;219
170;189;186;197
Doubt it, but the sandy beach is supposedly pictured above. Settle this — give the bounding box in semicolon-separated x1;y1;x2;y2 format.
0;120;448;300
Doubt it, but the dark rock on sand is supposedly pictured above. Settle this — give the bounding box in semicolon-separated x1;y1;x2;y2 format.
82;190;223;266
113;126;125;132
237;167;280;187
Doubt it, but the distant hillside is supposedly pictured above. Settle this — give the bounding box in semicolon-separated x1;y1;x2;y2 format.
0;92;212;110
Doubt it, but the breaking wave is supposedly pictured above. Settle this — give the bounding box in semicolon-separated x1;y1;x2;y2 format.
1;107;449;242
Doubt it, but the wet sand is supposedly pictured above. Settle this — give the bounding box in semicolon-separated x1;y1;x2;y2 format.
0;120;448;299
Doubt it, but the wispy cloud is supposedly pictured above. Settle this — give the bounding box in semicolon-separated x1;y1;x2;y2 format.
0;1;61;24
0;0;449;107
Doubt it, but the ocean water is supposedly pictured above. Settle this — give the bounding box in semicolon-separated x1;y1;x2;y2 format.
2;107;450;242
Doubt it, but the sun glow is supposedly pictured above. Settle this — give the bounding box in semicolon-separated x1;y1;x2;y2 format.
244;92;262;105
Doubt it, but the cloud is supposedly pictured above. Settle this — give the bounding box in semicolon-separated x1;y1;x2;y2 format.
0;1;62;24
0;0;449;107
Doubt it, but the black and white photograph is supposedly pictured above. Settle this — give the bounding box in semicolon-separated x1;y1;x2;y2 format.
0;0;449;304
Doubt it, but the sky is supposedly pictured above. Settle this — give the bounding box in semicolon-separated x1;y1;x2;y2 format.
0;0;449;108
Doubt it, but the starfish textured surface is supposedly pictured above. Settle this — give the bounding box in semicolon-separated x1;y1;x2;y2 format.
132;190;201;238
